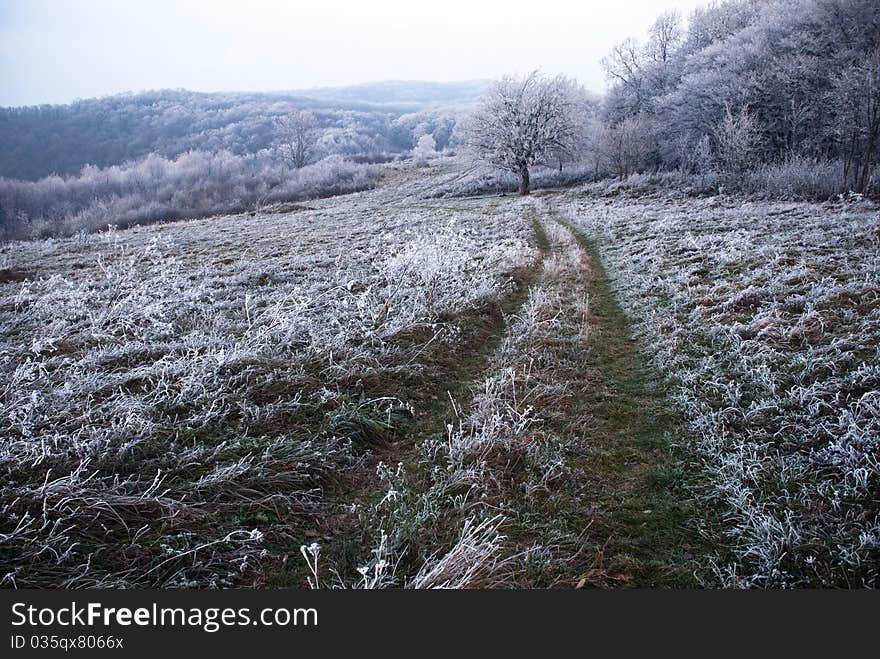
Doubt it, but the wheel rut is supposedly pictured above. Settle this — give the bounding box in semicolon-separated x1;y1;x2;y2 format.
524;200;705;587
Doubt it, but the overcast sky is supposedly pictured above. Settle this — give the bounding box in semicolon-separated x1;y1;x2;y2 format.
0;0;708;107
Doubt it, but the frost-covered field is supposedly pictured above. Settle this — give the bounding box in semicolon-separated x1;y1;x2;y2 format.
0;176;535;587
562;193;880;587
3;159;878;589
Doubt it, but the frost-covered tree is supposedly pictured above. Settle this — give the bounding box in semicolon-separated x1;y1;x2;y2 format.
831;49;880;194
712;104;762;182
413;133;437;165
465;72;583;195
275;110;320;169
598;115;654;179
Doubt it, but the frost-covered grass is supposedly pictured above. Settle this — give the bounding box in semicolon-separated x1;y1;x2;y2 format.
0;181;535;587
562;192;880;587
6;156;874;589
299;200;599;589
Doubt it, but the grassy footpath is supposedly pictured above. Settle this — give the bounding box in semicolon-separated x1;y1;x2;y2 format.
549;210;708;587
263;197;710;588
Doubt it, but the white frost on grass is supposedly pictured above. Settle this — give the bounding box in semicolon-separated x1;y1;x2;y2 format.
0;182;535;587
562;193;880;587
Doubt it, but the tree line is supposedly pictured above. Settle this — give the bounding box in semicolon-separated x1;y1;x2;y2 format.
466;0;879;196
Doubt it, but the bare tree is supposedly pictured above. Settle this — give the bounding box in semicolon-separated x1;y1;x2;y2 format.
712;104;762;183
601;39;648;118
602;11;681;123
275;110;319;169
598;115;654;179
645;11;682;93
465;72;582;195
646;11;682;65
831;49;880;194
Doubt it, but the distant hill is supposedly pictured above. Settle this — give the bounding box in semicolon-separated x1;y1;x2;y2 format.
0;82;483;181
296;80;489;107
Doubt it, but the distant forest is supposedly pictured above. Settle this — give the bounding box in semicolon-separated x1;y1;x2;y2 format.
0;83;476;238
0;84;478;181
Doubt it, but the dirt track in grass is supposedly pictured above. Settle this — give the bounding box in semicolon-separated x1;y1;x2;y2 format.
269;194;707;587
465;196;708;587
537;200;706;587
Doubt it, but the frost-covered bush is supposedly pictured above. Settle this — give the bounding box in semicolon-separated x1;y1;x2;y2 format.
412;134;437;166
554;160;855;202
710;105;762;185
381;220;527;324
744;157;850;200
0;152;381;240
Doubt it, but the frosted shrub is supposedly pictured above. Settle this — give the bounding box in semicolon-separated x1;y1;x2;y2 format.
412;134;437;166
380;220;508;327
745;157;847;200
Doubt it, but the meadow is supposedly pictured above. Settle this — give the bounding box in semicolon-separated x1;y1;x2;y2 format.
1;160;877;588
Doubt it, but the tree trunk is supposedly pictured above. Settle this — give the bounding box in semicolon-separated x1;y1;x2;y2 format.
844;128;858;189
856;110;878;194
519;168;531;195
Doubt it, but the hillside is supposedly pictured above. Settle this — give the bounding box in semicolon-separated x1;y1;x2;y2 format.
2;160;877;588
0;82;481;181
296;79;489;106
